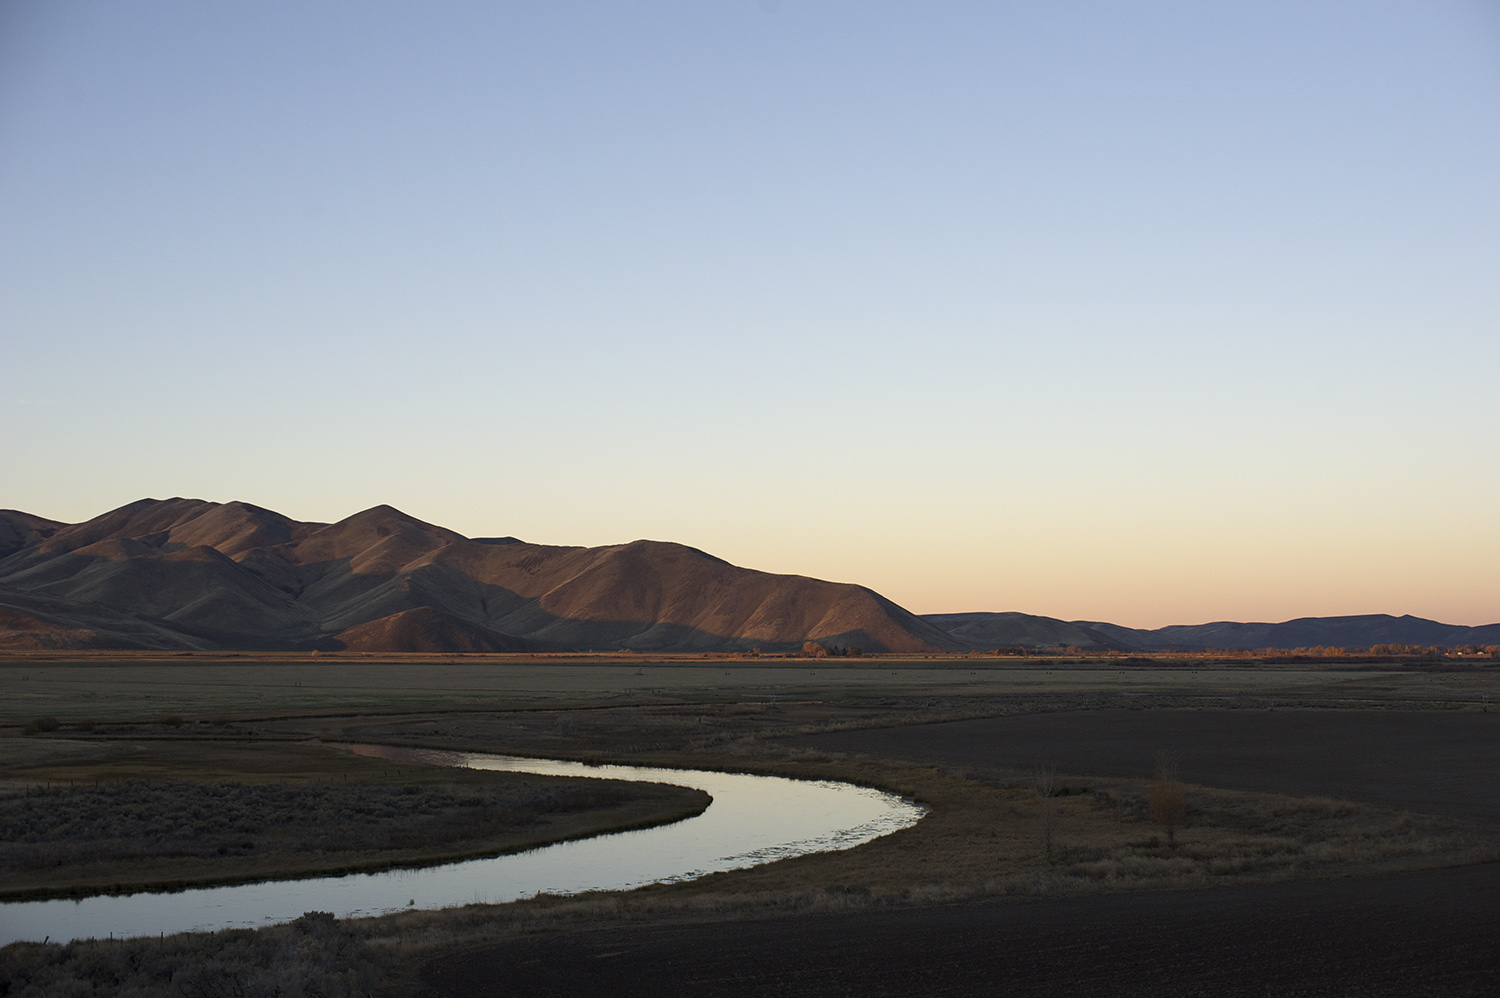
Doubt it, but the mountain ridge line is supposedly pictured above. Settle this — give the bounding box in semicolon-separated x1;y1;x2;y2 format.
1;499;1494;654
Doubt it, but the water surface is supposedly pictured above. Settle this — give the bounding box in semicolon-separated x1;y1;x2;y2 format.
0;745;925;945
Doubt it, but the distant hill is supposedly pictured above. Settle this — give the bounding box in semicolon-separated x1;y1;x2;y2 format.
6;499;1491;655
1070;615;1500;652
0;499;959;654
921;611;1499;652
920;612;1128;651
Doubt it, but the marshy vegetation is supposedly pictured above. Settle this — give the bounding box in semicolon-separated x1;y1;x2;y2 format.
0;777;642;874
0;738;710;899
0;911;379;998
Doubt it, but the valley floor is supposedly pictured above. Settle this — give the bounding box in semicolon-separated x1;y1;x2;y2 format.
420;861;1500;997
2;653;1498;996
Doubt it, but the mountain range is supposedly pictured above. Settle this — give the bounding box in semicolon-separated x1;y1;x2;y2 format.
926;611;1500;652
0;499;1494;654
0;498;957;653
1071;614;1500;652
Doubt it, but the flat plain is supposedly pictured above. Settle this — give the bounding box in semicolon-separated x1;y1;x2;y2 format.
3;651;1499;996
4;650;1495;719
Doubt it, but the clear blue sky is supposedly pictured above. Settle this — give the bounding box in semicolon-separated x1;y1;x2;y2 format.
3;1;1497;626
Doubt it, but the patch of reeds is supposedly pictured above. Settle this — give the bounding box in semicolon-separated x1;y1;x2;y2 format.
1;778;634;869
0;911;380;998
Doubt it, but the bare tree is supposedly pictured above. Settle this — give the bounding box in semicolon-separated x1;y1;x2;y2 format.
1149;750;1187;847
1033;758;1058;862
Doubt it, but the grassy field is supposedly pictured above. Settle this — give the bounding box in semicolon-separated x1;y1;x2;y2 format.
3;651;1496;725
302;699;1494;954
3;652;1498;996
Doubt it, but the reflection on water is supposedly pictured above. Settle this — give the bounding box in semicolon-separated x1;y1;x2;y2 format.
0;746;926;945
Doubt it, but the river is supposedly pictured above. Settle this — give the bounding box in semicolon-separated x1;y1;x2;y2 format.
0;745;926;945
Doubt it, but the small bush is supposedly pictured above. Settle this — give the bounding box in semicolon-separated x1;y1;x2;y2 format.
20;717;60;736
1149;751;1188;847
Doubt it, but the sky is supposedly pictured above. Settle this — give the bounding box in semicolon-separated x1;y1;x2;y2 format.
2;1;1497;628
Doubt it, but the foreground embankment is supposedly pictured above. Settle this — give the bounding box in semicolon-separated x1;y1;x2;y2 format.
419;861;1500;997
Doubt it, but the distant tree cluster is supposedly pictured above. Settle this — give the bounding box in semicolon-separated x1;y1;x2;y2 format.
1358;644;1500;658
1369;643;1430;656
999;645;1096;657
800;641;861;658
1264;646;1355;658
1364;644;1500;659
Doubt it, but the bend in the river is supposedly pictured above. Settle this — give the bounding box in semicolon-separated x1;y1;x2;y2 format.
0;745;927;945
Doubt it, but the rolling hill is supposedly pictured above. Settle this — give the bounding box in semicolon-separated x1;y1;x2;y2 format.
0;499;960;653
917;612;1500;652
1071;615;1500;652
919;612;1127;651
4;499;1492;655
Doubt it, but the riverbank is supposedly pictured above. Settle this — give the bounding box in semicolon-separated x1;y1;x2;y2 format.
4;731;1489;996
346;751;1488;970
0;738;709;901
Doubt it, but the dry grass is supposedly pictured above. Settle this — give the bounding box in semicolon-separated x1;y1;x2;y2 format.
247;700;1499;959
5;663;1499;995
0;911;380;998
9;759;1483;998
345;758;1494;979
4;653;1498;726
0;738;708;900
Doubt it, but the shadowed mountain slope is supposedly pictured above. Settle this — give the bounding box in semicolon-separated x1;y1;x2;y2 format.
334;607;544;654
0;511;66;560
920;612;1128;651
0;584;209;651
0;499;958;653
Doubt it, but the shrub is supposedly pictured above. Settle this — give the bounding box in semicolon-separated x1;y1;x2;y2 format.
21;717;60;736
1149;751;1188;847
0;910;382;997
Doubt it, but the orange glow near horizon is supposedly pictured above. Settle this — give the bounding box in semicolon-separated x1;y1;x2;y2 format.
4;5;1496;632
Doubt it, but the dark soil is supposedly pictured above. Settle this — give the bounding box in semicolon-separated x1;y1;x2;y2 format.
419;862;1500;997
795;709;1500;820
422;709;1500;996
